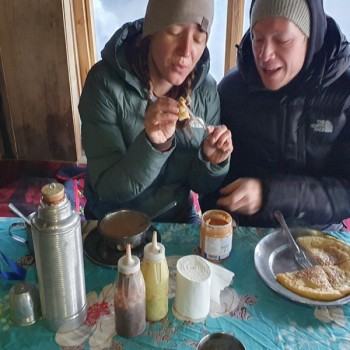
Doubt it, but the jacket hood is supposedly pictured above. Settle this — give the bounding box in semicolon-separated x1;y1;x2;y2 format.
237;0;350;92
100;18;212;94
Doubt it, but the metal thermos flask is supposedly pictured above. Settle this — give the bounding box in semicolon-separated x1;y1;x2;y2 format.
31;183;87;332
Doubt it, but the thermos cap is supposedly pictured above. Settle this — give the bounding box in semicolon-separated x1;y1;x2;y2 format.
41;183;65;204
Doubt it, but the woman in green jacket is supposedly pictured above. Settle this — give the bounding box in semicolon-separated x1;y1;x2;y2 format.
79;0;233;222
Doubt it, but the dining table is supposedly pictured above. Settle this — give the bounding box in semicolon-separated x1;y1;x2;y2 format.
1;216;350;350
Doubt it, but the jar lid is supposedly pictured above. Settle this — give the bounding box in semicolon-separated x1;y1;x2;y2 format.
41;183;65;204
144;231;165;261
118;244;140;274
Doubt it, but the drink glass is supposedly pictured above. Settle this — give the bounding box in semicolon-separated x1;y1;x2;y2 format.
9;281;41;326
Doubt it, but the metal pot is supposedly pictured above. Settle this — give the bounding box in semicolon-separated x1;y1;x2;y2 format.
197;333;246;350
98;201;177;250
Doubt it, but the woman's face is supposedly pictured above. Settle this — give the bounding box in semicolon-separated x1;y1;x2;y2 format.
252;17;308;91
148;23;207;96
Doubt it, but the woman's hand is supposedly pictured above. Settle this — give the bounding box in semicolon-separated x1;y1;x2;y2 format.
144;97;178;144
217;178;263;215
202;125;233;165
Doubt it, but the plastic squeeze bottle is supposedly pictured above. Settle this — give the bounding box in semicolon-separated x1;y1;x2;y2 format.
114;244;146;337
141;231;169;321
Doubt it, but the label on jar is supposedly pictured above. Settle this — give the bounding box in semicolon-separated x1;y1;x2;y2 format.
203;233;232;261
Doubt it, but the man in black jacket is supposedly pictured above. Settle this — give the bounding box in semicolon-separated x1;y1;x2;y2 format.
202;0;350;230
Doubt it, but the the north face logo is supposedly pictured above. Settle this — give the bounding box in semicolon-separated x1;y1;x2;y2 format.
310;120;333;133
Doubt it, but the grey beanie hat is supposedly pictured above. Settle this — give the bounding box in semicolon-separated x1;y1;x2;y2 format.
142;0;214;38
251;0;310;37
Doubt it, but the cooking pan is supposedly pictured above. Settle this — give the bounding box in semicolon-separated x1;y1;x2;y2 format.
98;201;177;250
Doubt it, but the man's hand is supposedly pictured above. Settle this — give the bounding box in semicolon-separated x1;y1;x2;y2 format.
217;178;263;215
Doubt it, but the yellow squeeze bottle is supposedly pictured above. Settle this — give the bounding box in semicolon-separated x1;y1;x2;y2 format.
141;231;169;321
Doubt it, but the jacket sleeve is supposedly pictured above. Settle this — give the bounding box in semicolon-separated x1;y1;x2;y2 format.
258;106;350;227
259;174;350;226
78;65;174;203
186;76;230;194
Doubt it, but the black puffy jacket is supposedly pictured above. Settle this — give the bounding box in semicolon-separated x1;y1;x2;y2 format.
214;0;350;228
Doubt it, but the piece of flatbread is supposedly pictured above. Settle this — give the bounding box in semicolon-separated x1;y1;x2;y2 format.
297;236;350;266
276;235;350;301
322;260;350;295
276;265;343;301
178;97;190;121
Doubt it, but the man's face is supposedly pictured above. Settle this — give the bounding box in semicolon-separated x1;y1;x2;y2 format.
252;17;308;91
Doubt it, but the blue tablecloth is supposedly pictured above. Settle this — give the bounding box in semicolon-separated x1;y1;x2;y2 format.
1;218;350;350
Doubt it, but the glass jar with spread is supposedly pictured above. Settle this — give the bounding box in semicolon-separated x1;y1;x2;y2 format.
200;209;235;262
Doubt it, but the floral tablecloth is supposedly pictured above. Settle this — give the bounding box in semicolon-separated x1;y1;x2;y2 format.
1;218;350;350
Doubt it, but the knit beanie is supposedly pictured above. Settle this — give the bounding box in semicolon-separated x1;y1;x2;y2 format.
142;0;214;38
251;0;310;37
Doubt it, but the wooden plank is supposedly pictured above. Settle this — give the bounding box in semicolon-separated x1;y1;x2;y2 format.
62;0;83;163
225;0;245;72
0;0;78;161
72;0;96;89
84;0;97;67
0;47;16;158
67;0;96;164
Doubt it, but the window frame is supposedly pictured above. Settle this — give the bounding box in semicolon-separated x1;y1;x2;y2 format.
226;0;245;72
70;0;97;93
72;0;245;88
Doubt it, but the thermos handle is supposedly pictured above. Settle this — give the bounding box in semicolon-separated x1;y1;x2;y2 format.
9;222;28;245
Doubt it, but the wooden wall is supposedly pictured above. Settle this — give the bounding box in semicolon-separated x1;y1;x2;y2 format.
0;0;82;161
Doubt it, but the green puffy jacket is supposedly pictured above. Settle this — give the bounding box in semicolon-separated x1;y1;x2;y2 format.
79;19;229;221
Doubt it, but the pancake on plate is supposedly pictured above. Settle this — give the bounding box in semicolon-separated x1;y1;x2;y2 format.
276;235;350;301
276;265;343;301
297;235;350;266
322;260;350;296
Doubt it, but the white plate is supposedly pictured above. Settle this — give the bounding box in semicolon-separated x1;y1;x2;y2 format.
254;228;350;306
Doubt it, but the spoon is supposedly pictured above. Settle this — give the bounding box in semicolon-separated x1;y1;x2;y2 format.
188;108;209;133
8;203;31;226
150;201;177;220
